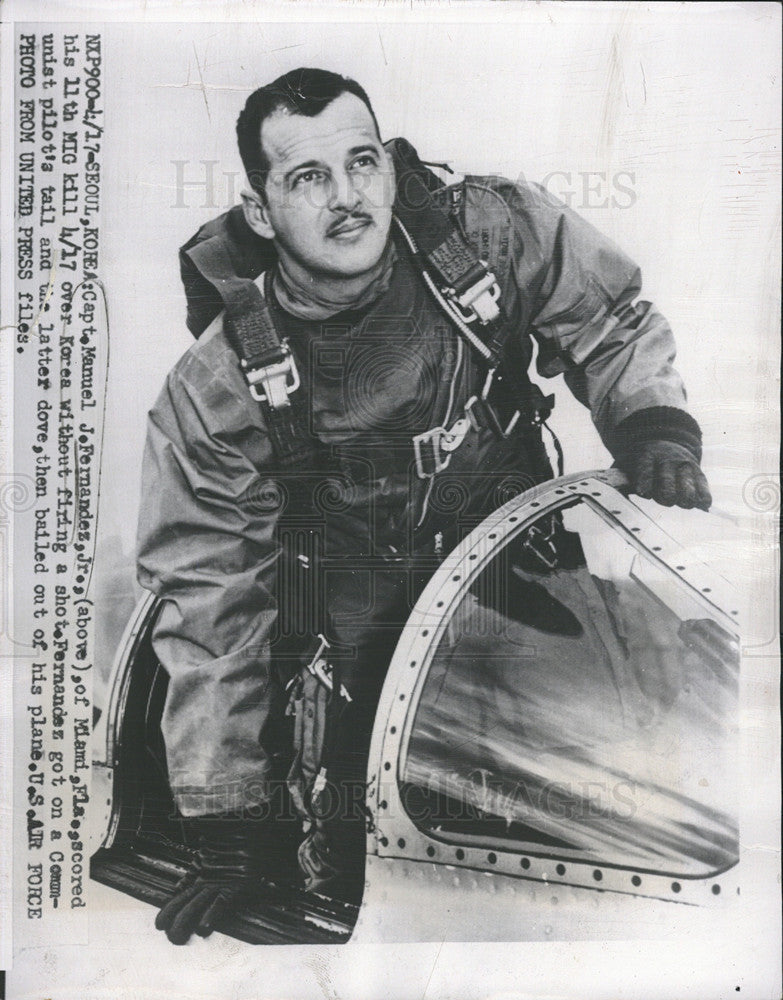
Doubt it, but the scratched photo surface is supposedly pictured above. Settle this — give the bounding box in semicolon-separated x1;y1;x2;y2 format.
2;3;780;999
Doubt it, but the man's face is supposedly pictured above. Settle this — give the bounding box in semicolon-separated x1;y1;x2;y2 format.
244;92;395;281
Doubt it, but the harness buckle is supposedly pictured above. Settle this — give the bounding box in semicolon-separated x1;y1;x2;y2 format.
441;416;471;453
413;415;472;480
448;271;502;325
521;516;559;571
413;426;450;479
303;633;352;702
241;342;301;408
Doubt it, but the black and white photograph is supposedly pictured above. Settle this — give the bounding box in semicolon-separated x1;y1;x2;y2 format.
0;2;780;998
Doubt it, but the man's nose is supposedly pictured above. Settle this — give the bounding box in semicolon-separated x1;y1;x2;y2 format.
328;170;362;213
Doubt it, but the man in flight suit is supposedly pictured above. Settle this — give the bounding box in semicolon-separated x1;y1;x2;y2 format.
137;68;711;944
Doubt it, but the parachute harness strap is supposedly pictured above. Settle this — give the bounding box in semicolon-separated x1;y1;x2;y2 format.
187;236;314;468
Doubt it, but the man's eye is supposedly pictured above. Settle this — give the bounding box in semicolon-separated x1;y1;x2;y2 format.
292;170;324;188
350;155;378;170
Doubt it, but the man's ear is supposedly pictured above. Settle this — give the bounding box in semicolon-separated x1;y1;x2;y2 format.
241;188;275;241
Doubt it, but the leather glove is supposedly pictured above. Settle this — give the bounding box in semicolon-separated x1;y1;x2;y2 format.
155;816;267;945
628;440;712;511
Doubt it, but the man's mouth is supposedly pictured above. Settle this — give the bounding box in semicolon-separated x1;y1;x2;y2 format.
328;216;373;239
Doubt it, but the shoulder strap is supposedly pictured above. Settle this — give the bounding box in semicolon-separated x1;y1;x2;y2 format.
388;139;554;431
180;204;275;338
186;236;315;467
388;137;509;363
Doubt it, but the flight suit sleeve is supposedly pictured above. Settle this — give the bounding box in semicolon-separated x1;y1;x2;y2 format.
502;180;702;463
136;363;286;818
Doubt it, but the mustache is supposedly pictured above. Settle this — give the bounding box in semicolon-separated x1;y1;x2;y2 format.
327;212;373;236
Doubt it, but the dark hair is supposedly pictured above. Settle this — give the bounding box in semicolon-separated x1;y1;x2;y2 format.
236;67;380;198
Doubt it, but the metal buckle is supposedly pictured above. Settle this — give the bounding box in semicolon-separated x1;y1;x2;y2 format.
521;516;559;571
441;416;471;453
413;427;449;479
448;271;502;325
304;633;352;702
413;416;472;480
241;343;301;408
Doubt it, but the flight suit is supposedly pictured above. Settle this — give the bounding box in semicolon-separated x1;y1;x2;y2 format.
137;173;700;818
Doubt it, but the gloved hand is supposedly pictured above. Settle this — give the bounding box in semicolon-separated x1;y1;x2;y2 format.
628;441;712;511
155;816;268;945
